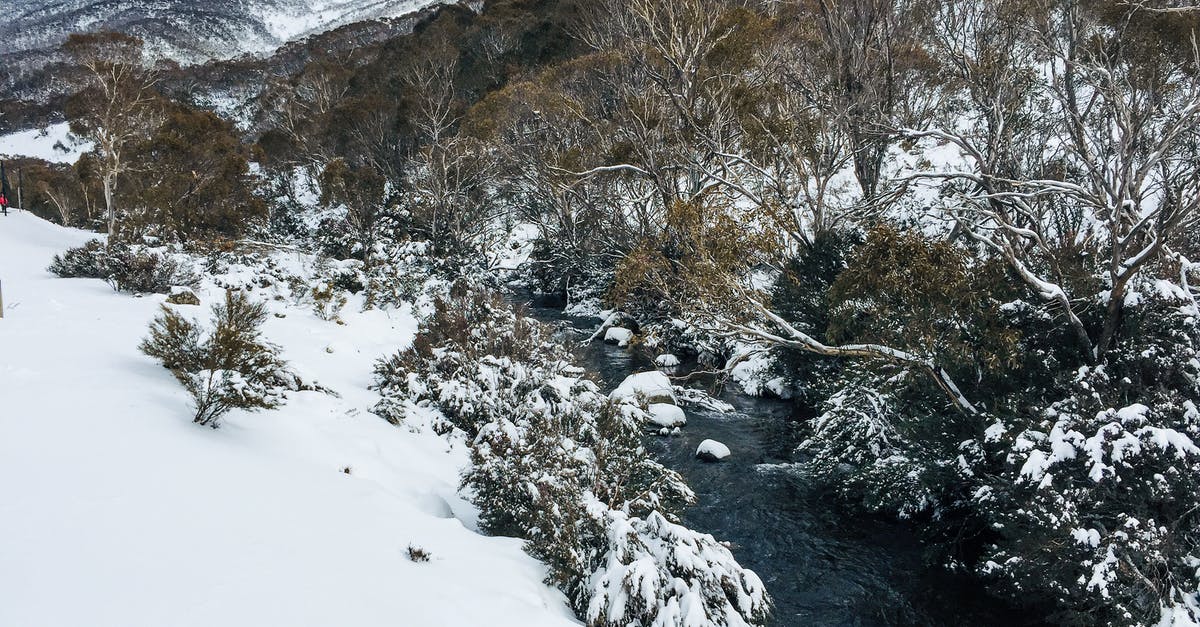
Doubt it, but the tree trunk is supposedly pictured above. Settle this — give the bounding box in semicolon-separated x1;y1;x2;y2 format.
103;173;116;236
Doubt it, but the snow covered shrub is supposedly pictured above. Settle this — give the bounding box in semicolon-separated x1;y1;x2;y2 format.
47;239;112;278
974;283;1200;626
49;239;199;294
796;374;945;517
372;287;770;626
788;228;1021;517
309;281;347;322
587;507;770;627
406;545;431;563
140;290;307;427
360;240;442;311
105;244;200;294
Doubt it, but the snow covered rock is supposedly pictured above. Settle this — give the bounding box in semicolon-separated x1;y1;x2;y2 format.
696;439;731;462
603;327;634;347
166;286;201;305
647;403;687;428
610;371;676;405
654;353;680;368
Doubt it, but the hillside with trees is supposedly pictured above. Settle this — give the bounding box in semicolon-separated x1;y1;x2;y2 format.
2;0;1200;625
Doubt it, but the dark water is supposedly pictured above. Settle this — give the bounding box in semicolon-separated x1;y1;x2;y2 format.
521;295;1021;627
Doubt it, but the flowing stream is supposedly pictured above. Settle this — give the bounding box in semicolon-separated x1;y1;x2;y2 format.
521;294;1025;627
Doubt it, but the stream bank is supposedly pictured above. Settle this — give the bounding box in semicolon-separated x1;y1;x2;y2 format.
522;294;1027;626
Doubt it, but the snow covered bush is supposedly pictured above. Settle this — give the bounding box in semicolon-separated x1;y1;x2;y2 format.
372;286;770;626
140;290;308;427
796;375;945;518
765;221;1200;625
47;239;112;279
49;239;199;294
309;280;348;322
972;282;1200;626
586;506;770;627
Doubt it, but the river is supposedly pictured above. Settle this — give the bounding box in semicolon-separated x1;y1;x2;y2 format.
522;295;1028;627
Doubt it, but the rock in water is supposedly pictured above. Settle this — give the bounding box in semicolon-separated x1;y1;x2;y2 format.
610;371;676;405
696;439;731;462
603;327;634;347
647;403;687;427
654;353;680;368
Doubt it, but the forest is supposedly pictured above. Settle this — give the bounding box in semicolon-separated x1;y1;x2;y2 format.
7;0;1200;625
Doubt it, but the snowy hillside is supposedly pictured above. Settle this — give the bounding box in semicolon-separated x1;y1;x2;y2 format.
0;122;92;163
0;211;578;627
1;0;444;64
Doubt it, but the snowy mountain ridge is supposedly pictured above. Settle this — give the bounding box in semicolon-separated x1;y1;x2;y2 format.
1;0;446;64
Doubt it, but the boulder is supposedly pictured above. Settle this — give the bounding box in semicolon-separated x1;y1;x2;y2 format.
696;439;731;462
603;327;635;347
654;353;681;368
610;371;676;405
166;286;200;306
647;403;687;428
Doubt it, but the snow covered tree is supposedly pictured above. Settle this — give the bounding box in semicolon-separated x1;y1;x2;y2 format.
972;275;1200;625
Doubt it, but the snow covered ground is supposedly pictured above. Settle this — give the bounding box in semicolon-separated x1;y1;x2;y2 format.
0;211;578;627
0;122;92;164
255;0;440;46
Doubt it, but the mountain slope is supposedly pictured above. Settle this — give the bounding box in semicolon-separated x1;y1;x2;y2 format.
0;211;578;627
1;0;444;63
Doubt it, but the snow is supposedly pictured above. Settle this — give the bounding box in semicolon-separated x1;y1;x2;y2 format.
0;212;578;627
610;371;676;405
654;354;680;368
255;0;440;48
696;439;731;462
729;350;772;396
603;326;634;347
646;403;687;428
0;122;93;164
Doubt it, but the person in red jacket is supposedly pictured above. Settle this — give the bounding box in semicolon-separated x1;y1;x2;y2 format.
0;193;8;216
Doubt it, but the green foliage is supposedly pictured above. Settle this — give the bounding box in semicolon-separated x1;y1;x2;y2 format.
770;230;862;409
608;198;776;326
973;280;1200;626
124;104;266;244
793;233;1200;625
828;226;1021;375
140;290;304;427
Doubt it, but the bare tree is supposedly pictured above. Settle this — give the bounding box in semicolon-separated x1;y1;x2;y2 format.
64;32;161;236
904;0;1200;363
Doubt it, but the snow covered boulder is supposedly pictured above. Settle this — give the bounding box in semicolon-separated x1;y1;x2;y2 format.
610;371;676;405
166;286;200;306
654;353;680;368
603;326;634;347
696;439;731;462
647;403;686;428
